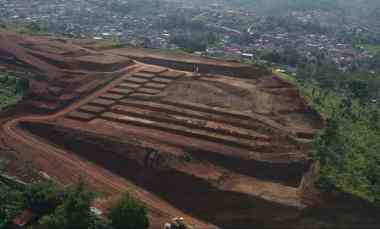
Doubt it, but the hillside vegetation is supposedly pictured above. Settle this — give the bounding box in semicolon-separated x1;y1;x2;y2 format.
0;72;29;110
277;58;380;205
0;180;149;229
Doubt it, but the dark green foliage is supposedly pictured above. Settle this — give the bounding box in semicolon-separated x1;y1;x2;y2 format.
282;48;380;206
38;181;95;229
0;73;29;109
261;46;300;67
170;33;215;53
313;99;380;204
88;215;113;229
296;51;380;103
0;181;23;225
25;22;42;33
158;14;208;32
16;180;100;229
108;193;149;229
156;12;218;53
348;80;370;102
23;181;62;215
16;22;48;36
263;37;380;205
15;78;30;94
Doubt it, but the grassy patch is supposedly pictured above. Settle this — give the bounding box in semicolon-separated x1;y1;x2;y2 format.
272;69;299;86
72;38;127;51
84;39;125;50
156;48;189;55
361;44;380;55
0;73;28;110
0;94;20;109
0;22;51;36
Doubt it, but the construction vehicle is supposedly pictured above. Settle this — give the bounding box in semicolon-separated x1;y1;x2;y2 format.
164;217;194;229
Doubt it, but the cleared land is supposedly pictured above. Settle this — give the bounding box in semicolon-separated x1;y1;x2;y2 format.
0;32;324;228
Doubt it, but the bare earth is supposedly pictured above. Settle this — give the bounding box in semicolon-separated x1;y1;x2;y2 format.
0;31;325;228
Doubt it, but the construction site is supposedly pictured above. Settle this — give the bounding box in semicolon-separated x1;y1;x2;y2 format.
0;31;326;229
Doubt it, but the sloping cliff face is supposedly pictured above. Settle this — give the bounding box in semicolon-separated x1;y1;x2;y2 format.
23;119;380;228
16;119;380;228
20;121;305;228
296;165;380;228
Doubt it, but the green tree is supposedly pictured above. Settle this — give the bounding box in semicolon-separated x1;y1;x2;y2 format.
348;80;370;102
0;183;23;225
23;181;62;216
15;78;29;94
38;181;95;229
108;193;149;229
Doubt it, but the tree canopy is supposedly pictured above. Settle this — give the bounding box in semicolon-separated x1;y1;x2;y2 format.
108;193;149;229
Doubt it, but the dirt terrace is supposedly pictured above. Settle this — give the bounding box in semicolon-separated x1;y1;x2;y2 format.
0;31;134;112
0;33;324;228
105;48;268;78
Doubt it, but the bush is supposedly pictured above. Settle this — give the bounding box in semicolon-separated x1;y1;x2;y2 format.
23;181;62;215
15;78;29;94
108;193;149;229
0;181;23;226
38;181;95;229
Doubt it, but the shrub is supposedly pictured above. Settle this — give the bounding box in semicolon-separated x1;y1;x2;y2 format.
108;193;149;229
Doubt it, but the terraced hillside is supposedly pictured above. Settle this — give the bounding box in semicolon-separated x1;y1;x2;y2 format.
0;32;324;229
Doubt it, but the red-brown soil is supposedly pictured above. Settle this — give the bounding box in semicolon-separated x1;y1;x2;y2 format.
0;32;331;228
0;30;134;113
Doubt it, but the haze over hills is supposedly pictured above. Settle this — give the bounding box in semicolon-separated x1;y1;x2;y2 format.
227;0;380;15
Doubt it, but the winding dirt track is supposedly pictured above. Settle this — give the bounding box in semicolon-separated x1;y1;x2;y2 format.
1;63;217;229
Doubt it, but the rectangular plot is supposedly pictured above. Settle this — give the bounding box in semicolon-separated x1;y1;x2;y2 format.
141;66;167;74
112;105;268;141
109;88;134;95
100;93;125;100
144;82;167;89
159;71;184;79
125;77;149;84
129;93;155;98
90;98;116;107
66;111;95;121
119;82;141;89
152;77;173;84
101;112;153;125
100;111;265;151
78;105;106;114
137;88;161;95
133;72;155;79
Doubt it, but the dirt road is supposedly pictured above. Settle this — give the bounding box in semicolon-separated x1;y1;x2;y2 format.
1;63;217;229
